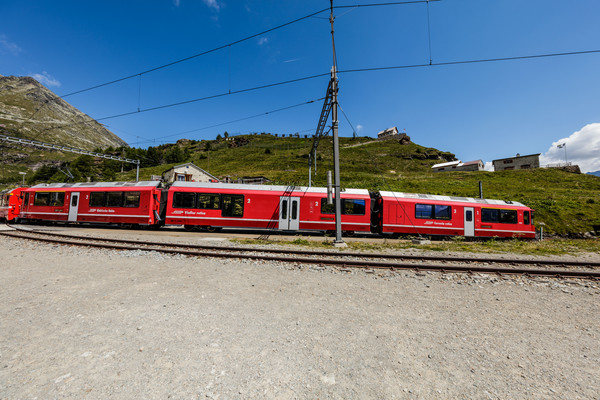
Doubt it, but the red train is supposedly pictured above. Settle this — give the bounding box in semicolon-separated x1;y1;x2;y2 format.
17;181;164;226
7;181;536;239
0;187;24;222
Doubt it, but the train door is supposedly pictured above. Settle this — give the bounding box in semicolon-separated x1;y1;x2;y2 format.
464;207;474;237
68;192;80;222
278;196;300;230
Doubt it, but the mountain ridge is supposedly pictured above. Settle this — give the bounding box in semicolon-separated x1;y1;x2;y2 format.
0;74;127;150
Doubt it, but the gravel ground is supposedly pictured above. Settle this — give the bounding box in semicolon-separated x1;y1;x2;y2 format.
1;237;599;399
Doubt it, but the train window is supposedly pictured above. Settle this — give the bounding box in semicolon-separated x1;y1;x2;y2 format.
34;192;50;206
48;192;65;206
24;192;30;206
524;211;530;225
482;208;518;224
106;192;124;207
172;192;196;209
281;199;288;219
320;198;335;214
197;193;220;209
499;210;518;224
415;203;452;220
222;194;244;217
481;208;498;223
123;192;141;208
466;210;473;222
90;192;107;207
434;205;452;220
343;199;366;215
291;200;298;220
415;204;433;219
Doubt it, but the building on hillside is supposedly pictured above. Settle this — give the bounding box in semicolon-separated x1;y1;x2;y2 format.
377;126;399;140
162;163;218;183
492;153;540;171
431;160;484;172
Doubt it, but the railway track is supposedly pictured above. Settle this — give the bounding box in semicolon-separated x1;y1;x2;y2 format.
2;225;600;280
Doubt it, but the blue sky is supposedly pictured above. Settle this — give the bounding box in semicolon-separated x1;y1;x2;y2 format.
1;0;599;172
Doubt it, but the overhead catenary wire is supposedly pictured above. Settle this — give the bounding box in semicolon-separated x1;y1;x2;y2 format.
339;49;600;74
59;0;439;99
95;73;330;121
136;97;325;144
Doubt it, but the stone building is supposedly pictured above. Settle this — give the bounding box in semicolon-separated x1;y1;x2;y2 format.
492;153;540;171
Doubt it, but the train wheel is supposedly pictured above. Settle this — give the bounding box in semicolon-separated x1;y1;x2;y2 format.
345;231;356;237
206;226;222;233
184;225;195;232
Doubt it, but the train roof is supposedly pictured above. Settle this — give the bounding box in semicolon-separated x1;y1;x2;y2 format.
170;181;370;196
379;191;528;207
29;181;162;189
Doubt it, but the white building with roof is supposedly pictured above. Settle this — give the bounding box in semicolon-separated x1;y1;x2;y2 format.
432;160;484;172
162;163;218;183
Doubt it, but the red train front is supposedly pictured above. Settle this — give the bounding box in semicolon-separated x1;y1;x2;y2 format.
373;191;535;238
0;187;24;222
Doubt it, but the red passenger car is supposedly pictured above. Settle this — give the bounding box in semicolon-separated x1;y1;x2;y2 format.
374;191;535;238
0;187;24;222
164;182;372;234
19;181;165;226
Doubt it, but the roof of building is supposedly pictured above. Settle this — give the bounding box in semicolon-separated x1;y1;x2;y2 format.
492;153;541;162
431;160;461;169
162;162;218;180
461;160;483;166
377;126;398;136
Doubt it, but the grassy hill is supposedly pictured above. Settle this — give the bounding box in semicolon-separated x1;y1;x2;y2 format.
112;134;598;236
2;133;599;236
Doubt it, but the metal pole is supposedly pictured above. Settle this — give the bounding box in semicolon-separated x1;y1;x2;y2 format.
330;0;344;246
136;162;140;182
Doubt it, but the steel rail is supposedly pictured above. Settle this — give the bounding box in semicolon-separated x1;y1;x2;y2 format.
2;230;599;280
7;224;600;269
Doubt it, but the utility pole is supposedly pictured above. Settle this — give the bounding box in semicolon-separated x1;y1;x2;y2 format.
330;0;345;246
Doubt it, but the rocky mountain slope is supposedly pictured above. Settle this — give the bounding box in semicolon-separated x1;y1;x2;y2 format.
0;75;127;150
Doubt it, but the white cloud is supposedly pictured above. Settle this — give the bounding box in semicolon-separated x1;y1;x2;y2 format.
539;123;600;173
29;71;61;88
202;0;222;11
173;0;180;6
0;34;22;56
257;37;268;46
484;161;494;171
356;124;363;132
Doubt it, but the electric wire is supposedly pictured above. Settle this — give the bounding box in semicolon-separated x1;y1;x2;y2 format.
95;73;330;121
340;49;600;74
136;97;324;144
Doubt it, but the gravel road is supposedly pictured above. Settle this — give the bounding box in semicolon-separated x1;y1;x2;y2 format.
1;237;599;399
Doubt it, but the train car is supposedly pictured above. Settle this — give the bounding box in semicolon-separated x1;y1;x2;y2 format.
164;182;372;234
373;191;535;239
19;181;165;226
0;187;24;222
